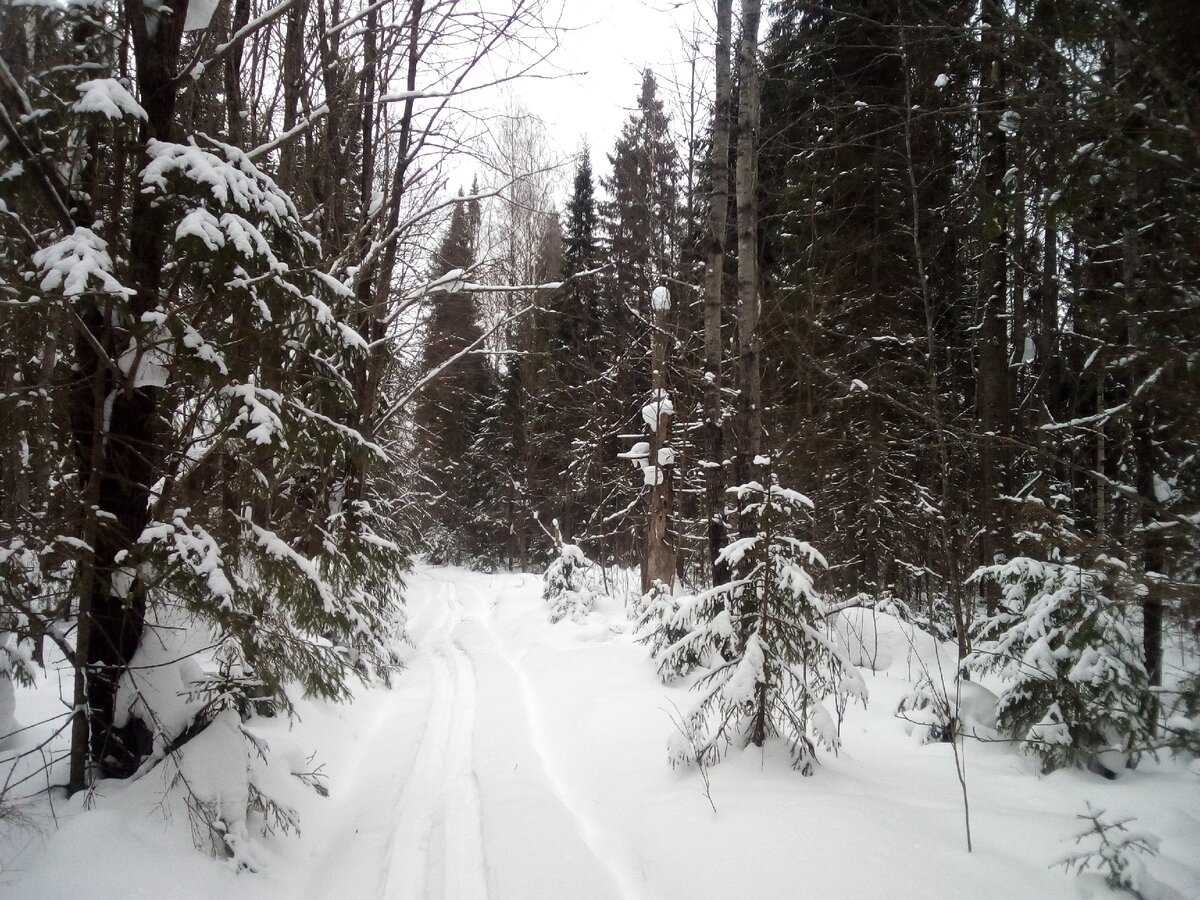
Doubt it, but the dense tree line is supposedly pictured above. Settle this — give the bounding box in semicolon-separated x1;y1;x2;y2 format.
447;0;1198;771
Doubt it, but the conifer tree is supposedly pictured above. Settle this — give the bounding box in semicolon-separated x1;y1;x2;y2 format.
602;71;681;310
542;149;603;541
663;470;866;774
758;0;973;623
967;548;1151;775
590;71;684;565
412;194;495;562
0;0;404;796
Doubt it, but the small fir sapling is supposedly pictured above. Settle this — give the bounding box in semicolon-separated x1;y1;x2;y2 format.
966;553;1151;775
666;470;867;774
1054;805;1176;900
543;541;600;624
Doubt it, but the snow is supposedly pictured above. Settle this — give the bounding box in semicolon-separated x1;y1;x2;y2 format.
651;285;670;311
833;607;955;677
184;0;220;31
0;677;15;743
3;566;1199;899
113;612;211;748
32;227;135;298
117;325;173;388
640;390;674;429
141;140;300;227
618;440;650;466
934;73;950;88
73;78;147;120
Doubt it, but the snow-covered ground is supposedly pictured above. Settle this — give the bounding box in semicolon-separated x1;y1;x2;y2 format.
2;566;1198;899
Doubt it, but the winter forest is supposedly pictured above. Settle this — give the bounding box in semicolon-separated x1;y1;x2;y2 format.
0;0;1198;896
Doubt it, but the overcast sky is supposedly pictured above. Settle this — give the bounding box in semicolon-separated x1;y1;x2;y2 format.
467;0;715;193
529;0;713;154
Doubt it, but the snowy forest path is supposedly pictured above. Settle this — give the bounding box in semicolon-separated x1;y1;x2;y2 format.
377;579;489;898
306;568;627;900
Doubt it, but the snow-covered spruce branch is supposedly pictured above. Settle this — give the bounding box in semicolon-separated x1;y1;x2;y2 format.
283;397;389;461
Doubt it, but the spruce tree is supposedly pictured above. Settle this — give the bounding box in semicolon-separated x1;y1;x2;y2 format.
412;194;495;563
0;0;404;803
589;71;683;566
541;149;603;542
662;470;867;774
758;0;976;644
967;552;1151;775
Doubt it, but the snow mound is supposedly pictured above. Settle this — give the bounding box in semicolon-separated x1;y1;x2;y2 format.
832;607;956;679
897;676;1000;744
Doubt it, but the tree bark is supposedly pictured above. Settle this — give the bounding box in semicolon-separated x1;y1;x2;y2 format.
67;0;188;780
643;292;676;593
704;0;733;585
975;0;1010;613
734;0;762;540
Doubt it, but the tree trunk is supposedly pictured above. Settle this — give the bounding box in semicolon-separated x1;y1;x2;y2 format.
68;0;188;780
734;0;762;539
704;0;733;586
643;293;676;593
975;0;1010;613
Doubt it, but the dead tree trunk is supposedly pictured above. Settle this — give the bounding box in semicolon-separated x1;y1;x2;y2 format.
643;285;676;593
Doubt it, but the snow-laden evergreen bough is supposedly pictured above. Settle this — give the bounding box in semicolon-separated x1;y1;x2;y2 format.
660;478;867;774
966;555;1150;775
1054;805;1173;900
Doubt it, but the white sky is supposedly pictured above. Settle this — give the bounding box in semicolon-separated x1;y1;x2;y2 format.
525;0;714;157
467;0;716;194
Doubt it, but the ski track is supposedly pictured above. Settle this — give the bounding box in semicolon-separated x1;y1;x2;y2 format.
304;571;641;900
457;579;650;900
378;581;489;899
